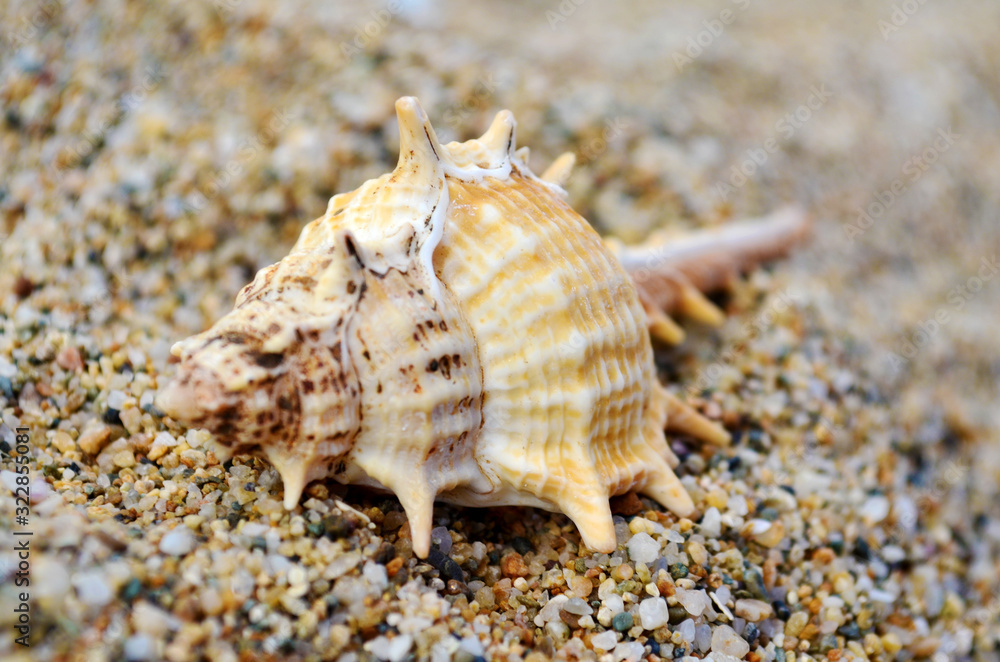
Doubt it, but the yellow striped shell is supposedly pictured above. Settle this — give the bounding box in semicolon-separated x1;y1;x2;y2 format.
157;97;805;558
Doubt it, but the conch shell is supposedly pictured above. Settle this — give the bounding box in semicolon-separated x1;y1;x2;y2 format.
158;97;807;557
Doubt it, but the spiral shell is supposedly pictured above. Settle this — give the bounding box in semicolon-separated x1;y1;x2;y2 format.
158;97;806;557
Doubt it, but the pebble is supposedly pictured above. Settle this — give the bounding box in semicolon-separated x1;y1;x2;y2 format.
638;597;669;630
430;526;452;554
123;634;156;661
563;597;593;615
570;574;593;598
590;629;618;651
700;507;722;537
860;495;891;524
51;430;76;453
78;423;112;454
365;634;413;662
694;624;713;652
746;518;785;547
743;566;768;600
612;641;644;662
734;598;773;622
711;624;750;658
159;527;194;556
686;540;708;566
426;547;466;583
537;594;569;625
612;612;633;632
677;618;696;643
785;611;809;637
474;586;495;610
675;588;710;616
500;552;529;578
626;532;660;564
56;345;84;371
113;449;136;468
73;571;113;607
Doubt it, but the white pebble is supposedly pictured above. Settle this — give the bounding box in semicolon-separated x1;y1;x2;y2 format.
591;629;618;651
123;634;156;661
626;532;660;565
72;571;114;607
159;527;194;556
545;620;569;641
458;635;483;656
861;495;891;524
365;638;389;659
430;526;452;554
385;634;413;662
694;624;712;652
701;507;722;537
0;470;19;494
153;431;178;447
638;597;669;630
604;593;625;615
676;588;710;616
563;596;593;615
535;594;568;625
107;390;128;410
734;598;773;622
677;618;696;643
363;561;388;589
613;641;645;662
711;624;750;658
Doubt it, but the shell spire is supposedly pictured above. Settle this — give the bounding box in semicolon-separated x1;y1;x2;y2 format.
393;96;445;171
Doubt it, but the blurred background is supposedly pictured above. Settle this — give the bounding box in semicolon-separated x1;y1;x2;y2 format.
1;0;999;660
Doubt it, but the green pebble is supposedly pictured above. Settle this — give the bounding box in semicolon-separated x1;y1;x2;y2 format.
120;577;142;602
321;514;354;540
670;563;689;579
838;622;861;639
616;580;639;595
612;612;633;632
516;595;539;608
743;566;767;600
575;559;587;574
668;605;688;624
758;507;780;522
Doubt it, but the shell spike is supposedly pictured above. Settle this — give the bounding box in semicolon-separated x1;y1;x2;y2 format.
557;482;617;554
480;109;517;158
541;152;576;187
394;96;445;170
664;390;730;446
266;449;309;510
647;308;686;345
396;480;436;559
678;281;725;326
617;205;811;319
639;454;695;518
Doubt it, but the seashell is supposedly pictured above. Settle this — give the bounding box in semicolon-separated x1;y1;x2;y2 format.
157;97;808;558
